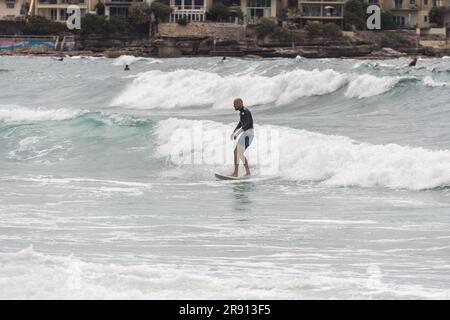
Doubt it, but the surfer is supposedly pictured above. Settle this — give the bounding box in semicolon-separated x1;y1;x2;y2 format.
409;57;418;67
229;98;254;177
124;64;130;71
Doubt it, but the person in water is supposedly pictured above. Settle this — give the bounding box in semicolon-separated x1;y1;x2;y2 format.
124;65;130;71
409;57;418;67
229;98;254;177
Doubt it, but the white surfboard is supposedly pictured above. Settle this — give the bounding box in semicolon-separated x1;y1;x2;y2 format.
214;173;250;181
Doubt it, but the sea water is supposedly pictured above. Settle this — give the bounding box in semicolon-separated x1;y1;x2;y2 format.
0;55;449;299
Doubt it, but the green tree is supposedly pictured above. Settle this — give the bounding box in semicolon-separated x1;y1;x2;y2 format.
429;6;447;27
208;2;230;21
304;21;323;39
177;16;188;26
304;21;343;40
322;23;342;40
150;1;172;23
95;1;105;15
343;0;367;31
107;16;129;34
255;18;277;37
79;14;108;34
24;15;67;35
128;2;152;25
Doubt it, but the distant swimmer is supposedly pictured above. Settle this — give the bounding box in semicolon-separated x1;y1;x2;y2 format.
124;64;130;71
409;57;418;67
222;56;226;61
229;98;254;177
58;57;64;62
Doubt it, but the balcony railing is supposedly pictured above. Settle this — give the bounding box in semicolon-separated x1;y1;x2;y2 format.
393;3;419;10
298;0;345;2
105;0;141;4
172;5;205;10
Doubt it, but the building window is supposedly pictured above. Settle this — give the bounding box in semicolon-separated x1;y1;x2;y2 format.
394;0;403;9
424;0;428;4
410;0;415;4
6;4;15;9
60;9;68;21
51;8;57;20
302;5;321;17
248;0;271;7
110;6;128;16
424;15;428;22
394;15;405;26
247;0;272;19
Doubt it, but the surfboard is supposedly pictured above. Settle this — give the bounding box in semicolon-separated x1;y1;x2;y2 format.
214;173;250;181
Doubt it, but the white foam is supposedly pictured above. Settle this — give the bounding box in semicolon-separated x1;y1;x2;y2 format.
423;76;448;87
345;74;403;98
154;118;450;190
1;246;448;299
0;106;83;123
112;55;161;66
111;68;347;109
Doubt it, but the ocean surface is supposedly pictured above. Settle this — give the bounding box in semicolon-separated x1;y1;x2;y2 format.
0;54;449;299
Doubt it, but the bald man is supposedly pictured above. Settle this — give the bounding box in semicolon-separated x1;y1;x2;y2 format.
229;98;254;177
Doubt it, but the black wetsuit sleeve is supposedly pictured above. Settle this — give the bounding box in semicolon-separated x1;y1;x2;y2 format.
234;121;242;133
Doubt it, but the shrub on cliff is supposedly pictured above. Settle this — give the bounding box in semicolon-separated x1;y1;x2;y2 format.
304;21;323;39
380;33;412;48
23;16;67;35
429;6;447;28
107;16;130;34
305;21;343;40
255;18;277;37
322;23;342;40
177;17;189;26
79;14;109;35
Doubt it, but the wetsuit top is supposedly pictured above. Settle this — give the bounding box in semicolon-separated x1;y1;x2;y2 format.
233;107;253;135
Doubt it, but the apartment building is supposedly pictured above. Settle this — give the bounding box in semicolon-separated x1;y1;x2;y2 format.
297;0;345;27
0;0;29;20
240;0;288;22
27;0;98;22
105;0;154;17
169;0;212;22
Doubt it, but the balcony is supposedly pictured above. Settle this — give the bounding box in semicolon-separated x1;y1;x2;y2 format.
37;0;87;4
391;3;419;10
298;0;345;3
105;0;141;4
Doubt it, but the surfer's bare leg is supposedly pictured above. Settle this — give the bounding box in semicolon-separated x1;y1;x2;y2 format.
229;147;239;177
243;157;251;176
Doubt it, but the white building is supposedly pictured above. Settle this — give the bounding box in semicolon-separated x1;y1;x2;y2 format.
169;0;212;22
0;0;29;20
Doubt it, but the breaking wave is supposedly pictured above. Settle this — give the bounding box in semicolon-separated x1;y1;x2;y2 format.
154;118;450;190
0;106;85;124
